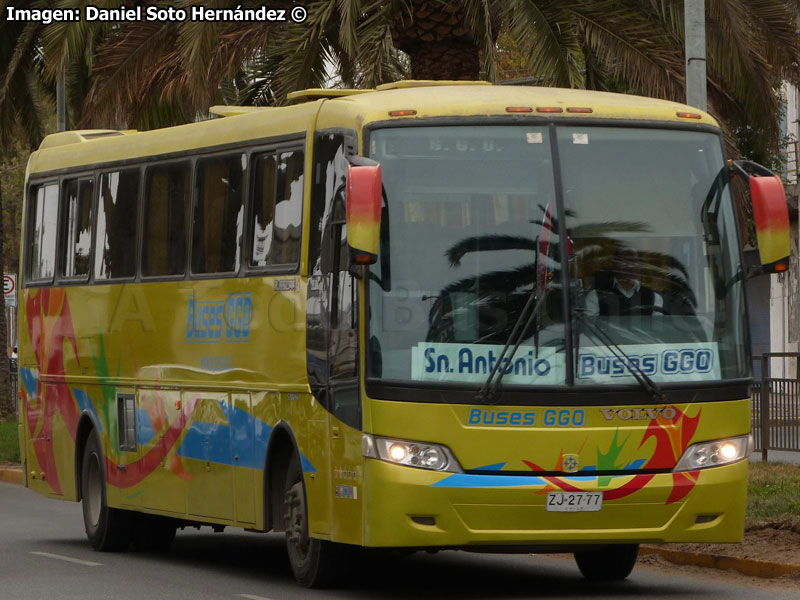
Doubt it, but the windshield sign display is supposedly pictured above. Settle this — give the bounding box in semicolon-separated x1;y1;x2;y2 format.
577;342;720;383
411;343;564;385
411;342;720;384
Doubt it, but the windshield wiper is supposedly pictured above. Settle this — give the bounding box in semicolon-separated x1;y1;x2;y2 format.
475;283;551;404
573;309;665;402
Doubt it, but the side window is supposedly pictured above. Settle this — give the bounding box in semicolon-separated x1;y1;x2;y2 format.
274;151;304;266
192;154;245;274
59;177;94;280
250;149;303;269
28;183;59;282
142;163;190;277
95;169;139;280
251;154;276;267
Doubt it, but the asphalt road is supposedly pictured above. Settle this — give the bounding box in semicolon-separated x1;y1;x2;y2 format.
2;481;799;600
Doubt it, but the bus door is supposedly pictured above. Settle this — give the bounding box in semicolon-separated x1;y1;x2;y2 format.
306;176;364;541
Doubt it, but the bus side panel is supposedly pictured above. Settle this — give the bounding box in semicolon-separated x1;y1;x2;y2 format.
18;288;85;501
107;386;143;511
231;392;257;525
251;389;333;536
328;417;365;545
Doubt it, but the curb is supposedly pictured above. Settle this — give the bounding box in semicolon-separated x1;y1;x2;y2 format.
641;545;800;579
0;466;23;485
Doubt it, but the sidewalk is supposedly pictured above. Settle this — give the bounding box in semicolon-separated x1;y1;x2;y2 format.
1;463;798;580
0;463;23;485
639;545;800;579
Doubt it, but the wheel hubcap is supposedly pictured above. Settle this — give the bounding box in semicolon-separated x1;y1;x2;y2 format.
285;482;309;555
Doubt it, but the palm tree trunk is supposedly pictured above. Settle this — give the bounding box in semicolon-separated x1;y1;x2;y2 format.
391;0;482;80
405;39;480;80
0;180;11;420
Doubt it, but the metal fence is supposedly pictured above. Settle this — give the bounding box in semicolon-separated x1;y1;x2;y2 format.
752;353;800;460
779;139;799;184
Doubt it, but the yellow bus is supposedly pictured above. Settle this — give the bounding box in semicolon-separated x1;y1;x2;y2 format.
18;81;790;587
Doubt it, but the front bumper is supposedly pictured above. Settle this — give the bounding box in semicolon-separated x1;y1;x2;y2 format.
363;458;747;548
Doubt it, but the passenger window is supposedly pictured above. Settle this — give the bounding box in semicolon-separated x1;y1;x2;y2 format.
60;177;94;279
250;149;303;269
273;151;304;266
95;169;139;280
251;154;277;267
28;183;59;282
142;163;190;277
192;155;245;274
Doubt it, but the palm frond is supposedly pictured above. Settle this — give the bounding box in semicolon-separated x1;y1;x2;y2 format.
503;0;584;88
80;23;186;128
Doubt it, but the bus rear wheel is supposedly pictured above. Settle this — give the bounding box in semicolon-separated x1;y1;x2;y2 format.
574;544;638;581
81;431;131;551
283;454;352;588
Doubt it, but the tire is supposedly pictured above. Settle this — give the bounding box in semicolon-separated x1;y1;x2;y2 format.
131;514;177;553
284;454;353;588
81;431;132;551
574;544;639;581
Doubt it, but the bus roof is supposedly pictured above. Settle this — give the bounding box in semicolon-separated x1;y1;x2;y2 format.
314;83;719;131
28;82;718;176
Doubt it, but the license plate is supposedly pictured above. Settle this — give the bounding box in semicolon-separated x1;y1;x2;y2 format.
546;491;603;512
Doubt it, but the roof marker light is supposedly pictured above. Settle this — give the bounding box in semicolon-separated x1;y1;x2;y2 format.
506;107;533;113
567;107;593;113
677;112;702;119
389;110;417;117
536;107;564;113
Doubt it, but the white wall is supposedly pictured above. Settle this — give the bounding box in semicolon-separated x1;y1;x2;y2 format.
767;84;798;376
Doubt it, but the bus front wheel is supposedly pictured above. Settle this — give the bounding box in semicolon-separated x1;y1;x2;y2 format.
283;454;351;587
574;544;638;580
81;431;131;551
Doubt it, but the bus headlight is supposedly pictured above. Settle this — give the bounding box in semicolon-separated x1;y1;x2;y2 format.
362;435;462;473
674;434;752;472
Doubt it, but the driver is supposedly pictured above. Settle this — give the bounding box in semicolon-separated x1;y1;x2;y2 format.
584;248;664;317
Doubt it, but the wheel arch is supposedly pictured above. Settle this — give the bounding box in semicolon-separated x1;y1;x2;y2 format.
263;420;302;532
74;410;103;502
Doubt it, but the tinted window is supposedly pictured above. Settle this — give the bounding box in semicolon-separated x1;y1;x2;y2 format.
29;183;59;281
273;151;304;266
250;150;303;268
60;178;94;279
95;169;139;280
192;155;245;274
558;127;748;381
367;126;564;385
142;163;190;277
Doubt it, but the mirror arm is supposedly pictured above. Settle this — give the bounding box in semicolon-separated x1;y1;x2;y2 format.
349;264;367;280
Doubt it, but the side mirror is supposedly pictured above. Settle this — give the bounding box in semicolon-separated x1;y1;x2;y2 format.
346;157;382;265
731;160;790;273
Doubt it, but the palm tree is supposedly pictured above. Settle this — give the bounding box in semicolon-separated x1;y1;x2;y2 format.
0;13;53;419
4;1;800;141
58;0;799;156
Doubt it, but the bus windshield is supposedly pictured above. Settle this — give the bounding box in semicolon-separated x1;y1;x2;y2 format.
367;125;748;390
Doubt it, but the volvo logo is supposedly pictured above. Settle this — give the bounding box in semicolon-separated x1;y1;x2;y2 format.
600;406;677;421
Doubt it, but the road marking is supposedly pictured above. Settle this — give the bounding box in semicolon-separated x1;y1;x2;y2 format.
30;551;103;567
237;595;275;600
